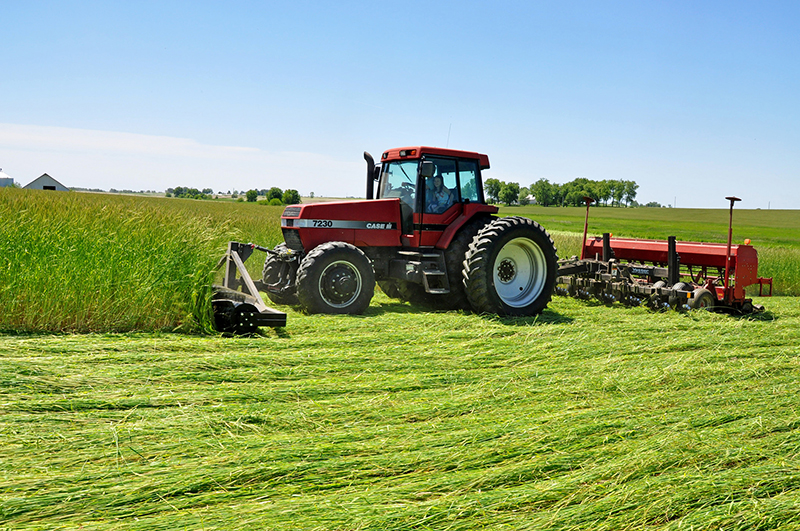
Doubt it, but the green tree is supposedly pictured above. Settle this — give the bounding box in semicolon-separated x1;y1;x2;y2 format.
597;180;612;206
484;178;502;203
267;187;283;201
530;179;554;206
282;189;301;205
623;180;639;207
611;180;625;207
246;189;258;202
498;182;520;206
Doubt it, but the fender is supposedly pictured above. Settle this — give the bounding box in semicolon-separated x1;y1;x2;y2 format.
434;203;499;250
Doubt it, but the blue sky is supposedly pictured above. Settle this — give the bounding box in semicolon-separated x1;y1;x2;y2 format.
1;1;798;208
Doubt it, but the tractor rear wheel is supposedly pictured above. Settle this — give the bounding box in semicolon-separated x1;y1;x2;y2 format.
262;243;299;306
296;242;375;314
688;288;716;310
462;216;557;316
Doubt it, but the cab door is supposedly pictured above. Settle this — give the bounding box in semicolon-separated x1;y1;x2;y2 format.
418;156;482;247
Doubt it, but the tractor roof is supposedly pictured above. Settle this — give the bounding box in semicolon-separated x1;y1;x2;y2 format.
381;146;490;170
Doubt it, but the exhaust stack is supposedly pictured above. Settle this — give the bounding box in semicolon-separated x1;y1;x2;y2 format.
364;152;375;200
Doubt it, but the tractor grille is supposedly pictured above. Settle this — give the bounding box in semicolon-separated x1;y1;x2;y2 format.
282;206;301;218
282;228;304;251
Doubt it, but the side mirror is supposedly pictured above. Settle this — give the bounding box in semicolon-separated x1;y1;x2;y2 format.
419;161;434;179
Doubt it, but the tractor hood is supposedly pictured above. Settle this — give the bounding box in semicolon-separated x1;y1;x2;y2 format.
280;199;403;252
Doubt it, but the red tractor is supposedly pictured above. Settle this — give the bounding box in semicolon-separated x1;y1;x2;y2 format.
261;146;558;316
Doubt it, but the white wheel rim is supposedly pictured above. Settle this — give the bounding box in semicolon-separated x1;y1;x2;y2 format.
319;260;362;308
493;237;547;308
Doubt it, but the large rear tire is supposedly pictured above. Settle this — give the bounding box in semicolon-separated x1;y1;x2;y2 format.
262;243;299;305
462;216;557;316
296;242;375;314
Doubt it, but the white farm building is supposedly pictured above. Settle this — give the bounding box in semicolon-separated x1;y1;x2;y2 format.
24;173;69;192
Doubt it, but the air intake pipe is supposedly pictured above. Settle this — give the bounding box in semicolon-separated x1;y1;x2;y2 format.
364;152;375;200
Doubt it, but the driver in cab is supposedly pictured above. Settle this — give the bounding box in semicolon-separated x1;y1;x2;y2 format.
426;175;454;214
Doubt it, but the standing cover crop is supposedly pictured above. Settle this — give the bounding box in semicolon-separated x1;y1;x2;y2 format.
0;189;227;333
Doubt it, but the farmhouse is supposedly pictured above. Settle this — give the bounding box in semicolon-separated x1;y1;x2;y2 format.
24;173;69;192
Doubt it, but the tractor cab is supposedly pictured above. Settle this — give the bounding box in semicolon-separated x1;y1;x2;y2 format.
372;147;497;248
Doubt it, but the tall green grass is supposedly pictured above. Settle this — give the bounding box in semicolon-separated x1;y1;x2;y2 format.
0;189;278;333
757;246;800;296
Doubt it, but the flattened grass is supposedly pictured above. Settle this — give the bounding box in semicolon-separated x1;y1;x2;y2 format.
1;295;798;529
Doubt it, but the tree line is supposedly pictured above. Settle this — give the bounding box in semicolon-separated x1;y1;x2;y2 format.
484;178;641;207
165;186;300;205
247;187;300;205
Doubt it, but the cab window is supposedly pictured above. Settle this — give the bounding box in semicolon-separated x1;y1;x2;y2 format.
424;157;460;214
378;160;418;208
458;159;480;202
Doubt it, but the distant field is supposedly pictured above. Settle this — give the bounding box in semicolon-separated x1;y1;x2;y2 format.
501;204;800;249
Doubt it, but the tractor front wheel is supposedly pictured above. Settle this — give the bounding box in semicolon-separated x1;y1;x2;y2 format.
262;243;299;306
296;242;375;314
463;216;557;316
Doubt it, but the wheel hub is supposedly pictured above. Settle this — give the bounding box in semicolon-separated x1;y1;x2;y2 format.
332;271;356;295
492;237;548;308
319;261;362;307
497;258;517;283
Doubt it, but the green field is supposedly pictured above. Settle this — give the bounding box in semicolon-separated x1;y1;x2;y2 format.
500;204;800;250
1;295;797;530
0;189;284;333
2;189;800;529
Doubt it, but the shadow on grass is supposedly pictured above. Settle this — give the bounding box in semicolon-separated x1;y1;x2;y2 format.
477;308;574;326
363;299;574;326
730;309;777;322
363;300;422;316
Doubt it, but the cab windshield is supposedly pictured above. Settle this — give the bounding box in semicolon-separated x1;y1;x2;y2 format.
378;160;418;208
